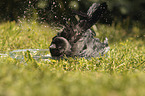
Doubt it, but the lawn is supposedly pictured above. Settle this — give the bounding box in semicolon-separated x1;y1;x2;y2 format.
0;21;145;96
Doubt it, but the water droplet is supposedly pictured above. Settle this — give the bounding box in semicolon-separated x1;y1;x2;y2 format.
24;11;27;14
53;2;55;5
63;17;66;20
59;4;62;8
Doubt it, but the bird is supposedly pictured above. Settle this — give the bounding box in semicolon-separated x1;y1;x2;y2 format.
49;2;109;58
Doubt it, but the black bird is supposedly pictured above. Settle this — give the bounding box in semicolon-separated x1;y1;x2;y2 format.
49;2;109;58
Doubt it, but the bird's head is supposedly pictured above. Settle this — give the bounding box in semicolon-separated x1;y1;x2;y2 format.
49;37;71;57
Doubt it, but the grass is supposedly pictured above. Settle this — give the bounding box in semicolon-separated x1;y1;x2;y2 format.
0;21;145;96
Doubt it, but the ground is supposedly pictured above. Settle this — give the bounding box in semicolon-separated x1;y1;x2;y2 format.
0;21;145;96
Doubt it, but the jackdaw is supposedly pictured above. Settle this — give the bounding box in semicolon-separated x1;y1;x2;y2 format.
49;2;109;58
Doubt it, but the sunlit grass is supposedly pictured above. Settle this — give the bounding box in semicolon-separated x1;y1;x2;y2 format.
0;21;57;51
0;21;145;96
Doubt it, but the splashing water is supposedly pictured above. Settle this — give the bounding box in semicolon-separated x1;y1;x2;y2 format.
0;49;51;61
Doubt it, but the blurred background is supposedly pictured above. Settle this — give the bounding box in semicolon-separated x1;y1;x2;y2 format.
0;0;145;37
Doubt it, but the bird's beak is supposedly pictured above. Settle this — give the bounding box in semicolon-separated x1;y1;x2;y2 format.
49;44;56;49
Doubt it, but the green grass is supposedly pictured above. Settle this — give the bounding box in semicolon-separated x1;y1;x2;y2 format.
0;21;145;96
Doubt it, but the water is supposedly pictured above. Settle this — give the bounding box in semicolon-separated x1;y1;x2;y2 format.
0;47;110;62
0;49;51;61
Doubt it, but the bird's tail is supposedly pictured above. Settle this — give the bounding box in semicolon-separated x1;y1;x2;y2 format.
78;2;107;30
87;2;107;27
